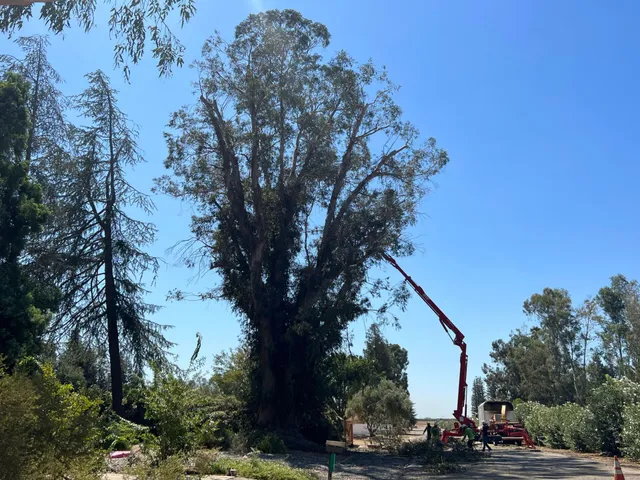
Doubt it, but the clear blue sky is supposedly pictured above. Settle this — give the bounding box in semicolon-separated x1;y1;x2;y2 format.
2;0;639;418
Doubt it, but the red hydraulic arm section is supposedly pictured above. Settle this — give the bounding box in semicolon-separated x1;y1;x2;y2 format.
382;253;476;437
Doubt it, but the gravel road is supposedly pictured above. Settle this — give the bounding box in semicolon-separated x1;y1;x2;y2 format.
102;446;640;479
436;448;640;479
277;447;640;479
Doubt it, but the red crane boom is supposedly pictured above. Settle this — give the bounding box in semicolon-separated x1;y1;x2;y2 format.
382;253;476;435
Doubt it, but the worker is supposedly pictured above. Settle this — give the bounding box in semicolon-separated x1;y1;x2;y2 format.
423;422;432;441
481;421;492;452
463;425;476;450
431;422;440;443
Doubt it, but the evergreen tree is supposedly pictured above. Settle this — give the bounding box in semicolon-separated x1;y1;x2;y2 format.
48;70;171;413
0;73;52;366
471;377;485;418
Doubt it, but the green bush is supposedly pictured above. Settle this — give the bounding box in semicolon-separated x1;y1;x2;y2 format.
255;432;288;454
102;413;155;451
196;395;244;450
0;360;102;480
588;377;628;454
515;401;546;444
144;369;208;458
230;431;251;453
144;368;243;457
623;403;640;460
558;403;597;452
514;401;539;425
542;406;566;449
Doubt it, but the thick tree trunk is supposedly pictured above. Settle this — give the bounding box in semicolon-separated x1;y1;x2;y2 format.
257;317;277;427
104;221;123;414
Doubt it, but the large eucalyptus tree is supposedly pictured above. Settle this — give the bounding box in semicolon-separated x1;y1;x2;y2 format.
157;10;448;431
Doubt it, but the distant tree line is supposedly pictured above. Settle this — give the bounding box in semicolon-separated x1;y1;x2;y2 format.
483;275;640;406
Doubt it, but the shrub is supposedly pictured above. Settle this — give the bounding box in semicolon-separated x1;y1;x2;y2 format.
588;377;628;454
515;402;564;449
0;360;102;480
558;403;597;452
144;369;208;458
0;371;38;479
196;394;244;450
514;401;546;444
230;431;251;454
541;406;566;449
514;400;539;425
255;432;288;454
622;403;640;460
102;413;155;451
144;367;244;457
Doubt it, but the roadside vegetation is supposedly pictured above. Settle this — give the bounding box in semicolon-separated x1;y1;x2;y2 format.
482;279;640;459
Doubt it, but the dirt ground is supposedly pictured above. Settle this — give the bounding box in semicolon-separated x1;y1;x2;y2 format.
103;424;640;479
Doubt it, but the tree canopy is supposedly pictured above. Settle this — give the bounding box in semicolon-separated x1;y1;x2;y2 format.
157;9;447;432
0;0;197;79
484;278;640;407
0;72;53;367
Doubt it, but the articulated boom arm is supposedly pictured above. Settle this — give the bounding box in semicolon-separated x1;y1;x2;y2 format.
382;253;475;430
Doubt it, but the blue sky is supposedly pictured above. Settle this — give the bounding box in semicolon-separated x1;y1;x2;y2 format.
2;0;639;417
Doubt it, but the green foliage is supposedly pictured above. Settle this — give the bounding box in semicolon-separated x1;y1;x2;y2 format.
597;275;640;379
622;403;640;460
210;346;252;401
485;277;640;410
255;433;288;454
56;331;109;393
143;366;242;457
471;377;485;418
516;394;620;454
559;403;597;452
0;1;197;80
347;379;415;438
364;323;410;390
144;368;207;458
157;8;447;431
0;73;52;367
0;365;37;480
514;401;544;443
102;414;154;451
588;376;640;454
0;360;101;480
514;401;565;448
485;288;583;405
200;457;317;480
